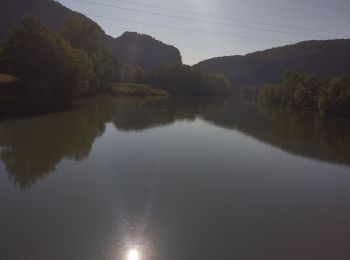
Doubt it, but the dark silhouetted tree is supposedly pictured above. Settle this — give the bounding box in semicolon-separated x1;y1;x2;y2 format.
318;75;350;116
2;17;93;113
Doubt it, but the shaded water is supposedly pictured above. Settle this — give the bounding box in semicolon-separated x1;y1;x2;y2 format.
0;96;350;260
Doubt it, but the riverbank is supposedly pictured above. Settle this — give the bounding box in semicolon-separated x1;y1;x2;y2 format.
0;73;170;120
240;72;350;118
109;83;169;96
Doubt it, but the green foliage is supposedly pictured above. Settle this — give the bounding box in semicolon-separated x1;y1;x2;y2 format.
318;75;350;116
61;16;119;92
258;72;350;117
259;72;321;110
119;64;146;83
110;83;168;96
1;17;93;115
240;84;263;100
147;64;231;96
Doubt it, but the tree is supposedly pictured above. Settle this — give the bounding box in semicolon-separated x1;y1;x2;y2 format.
292;74;321;110
207;73;231;95
259;72;350;117
2;17;93;112
318;75;350;116
61;15;118;92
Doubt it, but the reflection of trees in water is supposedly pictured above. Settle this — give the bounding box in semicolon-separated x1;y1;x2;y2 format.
206;99;350;166
111;96;229;132
0;96;228;188
259;103;350;165
0;96;114;189
4;94;347;189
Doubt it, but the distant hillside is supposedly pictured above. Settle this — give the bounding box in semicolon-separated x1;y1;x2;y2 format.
196;39;350;89
0;0;75;39
0;0;182;71
107;32;182;72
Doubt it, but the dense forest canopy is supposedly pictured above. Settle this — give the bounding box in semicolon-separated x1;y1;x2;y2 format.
61;15;119;92
255;72;350;117
1;18;93;114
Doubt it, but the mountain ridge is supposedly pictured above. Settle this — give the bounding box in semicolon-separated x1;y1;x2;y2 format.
196;38;350;89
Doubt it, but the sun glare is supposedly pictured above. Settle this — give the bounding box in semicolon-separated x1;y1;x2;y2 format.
127;249;140;260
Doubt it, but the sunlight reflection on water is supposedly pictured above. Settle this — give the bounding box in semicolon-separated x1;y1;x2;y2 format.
127;249;140;260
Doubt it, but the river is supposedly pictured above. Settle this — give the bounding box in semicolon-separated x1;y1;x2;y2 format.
0;95;349;260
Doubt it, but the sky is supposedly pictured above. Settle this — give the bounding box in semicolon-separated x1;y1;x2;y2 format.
57;0;350;64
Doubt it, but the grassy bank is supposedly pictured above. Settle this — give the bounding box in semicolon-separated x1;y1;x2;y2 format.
110;83;169;96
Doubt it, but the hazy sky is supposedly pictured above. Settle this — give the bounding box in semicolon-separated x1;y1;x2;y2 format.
57;0;350;64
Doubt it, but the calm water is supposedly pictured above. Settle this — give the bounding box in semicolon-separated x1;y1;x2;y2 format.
0;96;350;260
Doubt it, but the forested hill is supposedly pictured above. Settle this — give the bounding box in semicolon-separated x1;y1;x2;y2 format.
196;39;350;89
107;32;182;72
0;0;182;71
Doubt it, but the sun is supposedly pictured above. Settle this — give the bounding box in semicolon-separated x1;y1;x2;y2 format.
127;249;140;260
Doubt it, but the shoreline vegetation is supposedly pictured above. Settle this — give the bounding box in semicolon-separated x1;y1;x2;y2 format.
0;17;349;120
241;72;350;118
110;83;169;96
0;17;230;120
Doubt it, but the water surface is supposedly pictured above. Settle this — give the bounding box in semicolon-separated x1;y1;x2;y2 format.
1;96;350;260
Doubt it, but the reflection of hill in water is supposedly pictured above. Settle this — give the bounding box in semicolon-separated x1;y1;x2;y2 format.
111;96;229;132
0;96;115;188
1;95;348;189
0;96;228;188
204;100;350;166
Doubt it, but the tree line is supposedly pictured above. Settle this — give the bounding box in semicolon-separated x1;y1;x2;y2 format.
147;64;231;96
0;17;230;119
119;63;231;96
242;72;350;117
